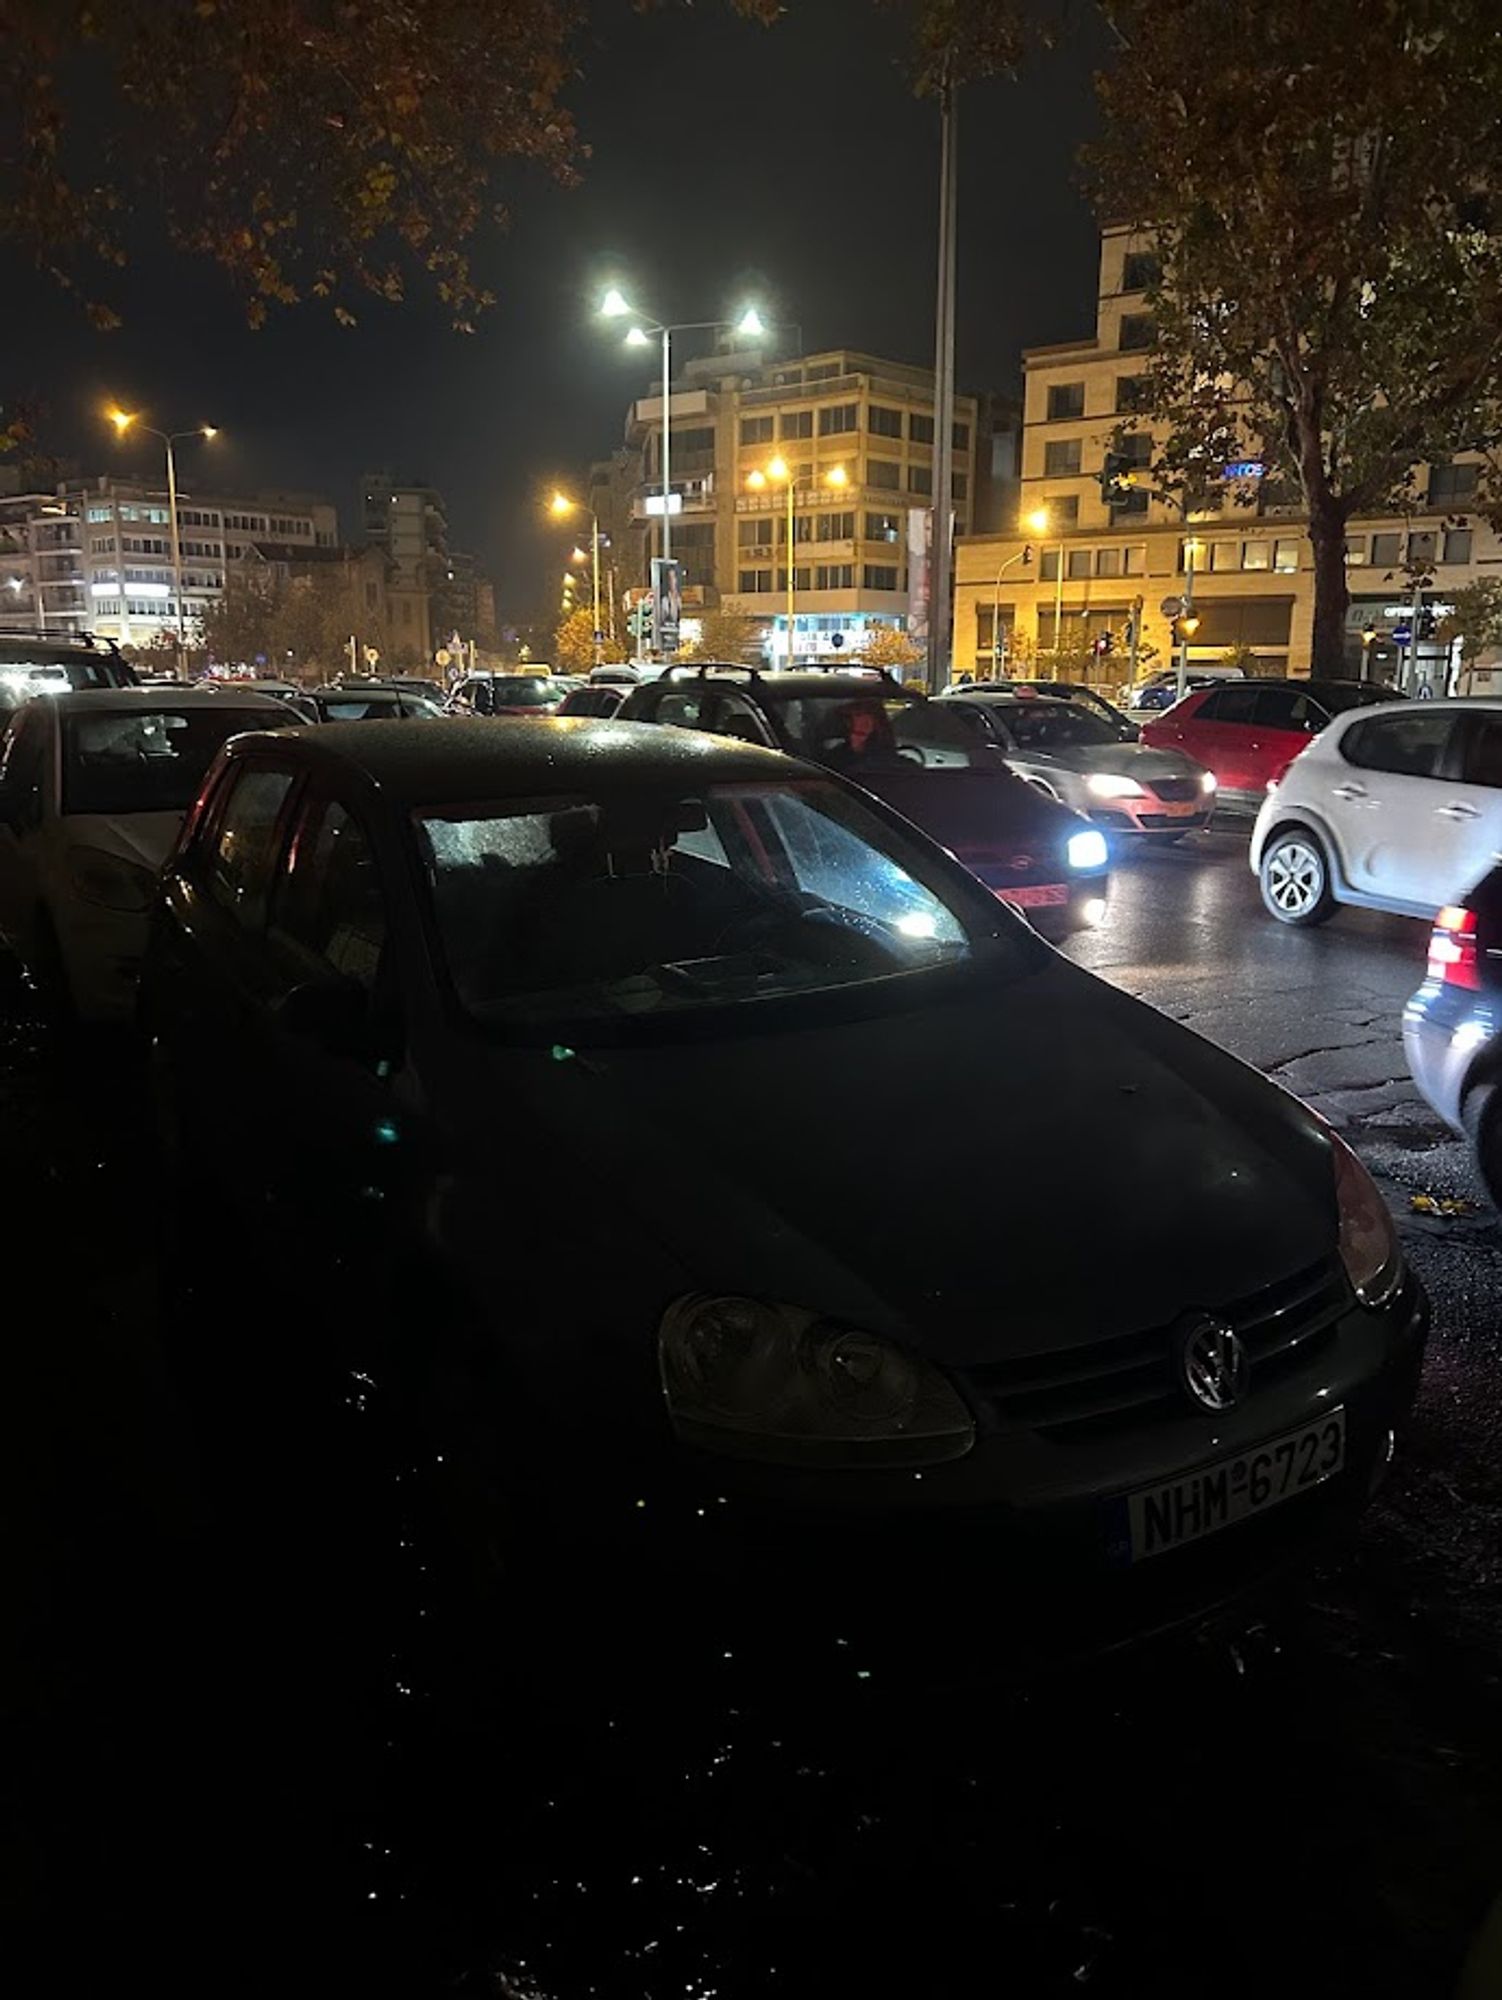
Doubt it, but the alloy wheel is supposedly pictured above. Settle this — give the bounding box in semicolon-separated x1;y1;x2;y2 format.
1266;839;1325;916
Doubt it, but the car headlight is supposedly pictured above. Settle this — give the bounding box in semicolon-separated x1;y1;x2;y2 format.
67;846;158;914
658;1294;975;1467
1331;1134;1402;1308
1200;769;1218;793
1066;828;1109;872
1085;772;1146;800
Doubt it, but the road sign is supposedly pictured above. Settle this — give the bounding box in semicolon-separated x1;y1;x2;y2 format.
593;629;604;644
364;645;380;667
1391;625;1412;645
435;647;452;668
1159;595;1184;619
831;632;844;649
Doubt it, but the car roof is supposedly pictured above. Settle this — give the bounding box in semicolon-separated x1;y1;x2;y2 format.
35;686;292;715
219;715;807;805
680;669;897;697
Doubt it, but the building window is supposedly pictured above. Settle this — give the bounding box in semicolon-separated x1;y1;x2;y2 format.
739;568;773;593
952;472;968;500
738;518;773;548
776;568;813;592
1121;250;1161;293
1272;538;1300;573
740;415;774;446
868;459;901;491
1042;494;1081;527
868;405;903;438
779;409;813;439
862;564;899;591
1345;536;1368;566
1065;550;1091;580
814;564;854;590
806;362;839;382
1118;313;1154;352
1208;541;1238;573
1096;548;1122;578
1370;531;1403;567
952;421;970;450
774;515;814;546
1040;549;1061;582
909;413;935;444
1123;545;1146;575
1443;526;1474;565
866;511;901;543
1241;539;1271;571
1115;376;1148;415
1046;383;1085;421
1043;439;1082;477
815;511;855;542
1429;461;1480;504
86;506;113;523
1110;489;1149;520
1407;530;1438;568
908;465;933;495
818;403;858;436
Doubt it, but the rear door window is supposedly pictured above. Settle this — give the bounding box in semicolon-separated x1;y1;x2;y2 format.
1455;713;1502;789
1195;685;1260;725
271;798;386;989
1252;686;1323;732
1340;711;1455;778
206;765;297;926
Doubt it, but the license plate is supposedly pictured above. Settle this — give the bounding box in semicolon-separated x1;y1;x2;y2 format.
1160;798;1196;816
1118;1408;1346;1563
998;882;1068;908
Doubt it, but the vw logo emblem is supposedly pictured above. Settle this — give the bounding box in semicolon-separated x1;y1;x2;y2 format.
1176;1317;1249;1413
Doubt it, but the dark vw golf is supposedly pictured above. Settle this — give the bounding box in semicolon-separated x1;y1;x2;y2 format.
141;719;1427;1649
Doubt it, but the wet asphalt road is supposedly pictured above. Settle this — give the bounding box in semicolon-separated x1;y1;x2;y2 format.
6;832;1502;1999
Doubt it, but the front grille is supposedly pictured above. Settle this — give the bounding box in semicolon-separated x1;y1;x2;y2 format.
1148;777;1202;803
963;1256;1349;1441
1136;810;1209;829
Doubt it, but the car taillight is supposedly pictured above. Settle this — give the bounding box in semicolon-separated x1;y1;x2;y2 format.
1427;904;1480;990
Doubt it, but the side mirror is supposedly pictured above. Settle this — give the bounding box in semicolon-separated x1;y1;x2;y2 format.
275;976;370;1057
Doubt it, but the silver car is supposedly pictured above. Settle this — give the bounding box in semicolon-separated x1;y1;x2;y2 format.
938;691;1217;841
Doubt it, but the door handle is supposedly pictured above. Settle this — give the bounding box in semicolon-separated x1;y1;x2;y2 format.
1436;801;1481;821
1332;783;1368;802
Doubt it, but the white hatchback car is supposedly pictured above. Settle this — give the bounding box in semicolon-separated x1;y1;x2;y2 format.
0;686;290;1019
1251;698;1502;925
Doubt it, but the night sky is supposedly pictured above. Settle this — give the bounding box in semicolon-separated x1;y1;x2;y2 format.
7;0;1112;629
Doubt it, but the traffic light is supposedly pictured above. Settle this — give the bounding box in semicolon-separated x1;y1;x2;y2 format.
1099;452;1147;502
1092;631;1115;658
1418;609;1437;640
1176;613;1201;640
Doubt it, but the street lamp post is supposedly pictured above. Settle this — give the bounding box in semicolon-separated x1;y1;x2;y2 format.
1022;508;1064;673
747;459;847;666
988;541;1035;677
549;493;603;665
1177;539;1202;700
601;290;767;655
106;409;217;666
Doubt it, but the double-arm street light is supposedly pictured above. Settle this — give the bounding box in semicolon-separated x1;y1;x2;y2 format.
746;457;848;666
549;491;602;665
106;409;218;660
599;289;768;607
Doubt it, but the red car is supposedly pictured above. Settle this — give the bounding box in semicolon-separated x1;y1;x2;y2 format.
1141;676;1402;813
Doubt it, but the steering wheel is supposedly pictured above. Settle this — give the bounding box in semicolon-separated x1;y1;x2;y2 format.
714;898;901;968
896;744;926;765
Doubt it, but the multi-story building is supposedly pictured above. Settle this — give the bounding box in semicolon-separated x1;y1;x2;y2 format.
954;226;1500;689
363;474;450;665
619;346;988;661
0;477;338;645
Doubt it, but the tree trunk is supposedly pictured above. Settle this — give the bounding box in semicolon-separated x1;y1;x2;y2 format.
1306;499;1351;677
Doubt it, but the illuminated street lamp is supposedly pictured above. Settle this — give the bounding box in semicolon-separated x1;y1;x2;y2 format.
549;490;602;665
599;291;769;649
746;458;848;665
105;408;218;660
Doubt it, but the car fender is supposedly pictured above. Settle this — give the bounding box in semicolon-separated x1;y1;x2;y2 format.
1251;800;1354;896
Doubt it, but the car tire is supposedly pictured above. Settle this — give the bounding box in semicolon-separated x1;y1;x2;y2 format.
29;911;76;1023
1463;1082;1502;1210
1260;828;1337;926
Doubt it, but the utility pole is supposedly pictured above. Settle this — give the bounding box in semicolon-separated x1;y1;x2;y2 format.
1128;593;1144;686
927;78;959;693
1407;573;1427;694
1176;541;1199;700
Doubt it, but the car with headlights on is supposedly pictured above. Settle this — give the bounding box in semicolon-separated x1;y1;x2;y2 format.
1404;867;1502;1205
937;689;1216;841
616;666;1109;936
0;686;292;1019
140;716;1427;1653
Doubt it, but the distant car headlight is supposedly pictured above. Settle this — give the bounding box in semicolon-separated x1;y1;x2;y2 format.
1066;829;1109;872
1085;772;1147;800
67;845;157;914
1331;1133;1402;1308
1200;769;1218;793
658;1293;975;1467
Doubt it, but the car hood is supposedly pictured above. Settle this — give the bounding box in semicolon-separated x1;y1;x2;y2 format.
474;958;1337;1367
853;765;1086;860
60;810;183;871
1016;743;1207;782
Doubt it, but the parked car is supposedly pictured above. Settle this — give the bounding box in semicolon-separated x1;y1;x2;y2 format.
1252;698;1502;925
0;687;291;1018
946;678;1138;739
447;672;569;716
305;686;445;722
140;715;1427;1649
1126;665;1246;713
558;684;627;718
202;678;319;723
1403;873;1502;1204
589;665;642;686
937;690;1215;840
0;633;136;713
616;667;1109;936
332;674;447;704
1143;676;1403;813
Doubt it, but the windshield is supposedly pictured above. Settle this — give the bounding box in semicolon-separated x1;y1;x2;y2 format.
996;702;1121;750
1316;682;1404;715
62;707;278;816
319;696;403;721
774;690;995;772
415;776;1023;1033
491;677;565;706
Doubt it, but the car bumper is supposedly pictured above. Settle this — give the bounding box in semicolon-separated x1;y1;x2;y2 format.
1402;980;1498;1133
567;1269;1429;1664
54;906;149;1023
968;866;1110;939
1087;803;1214;836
